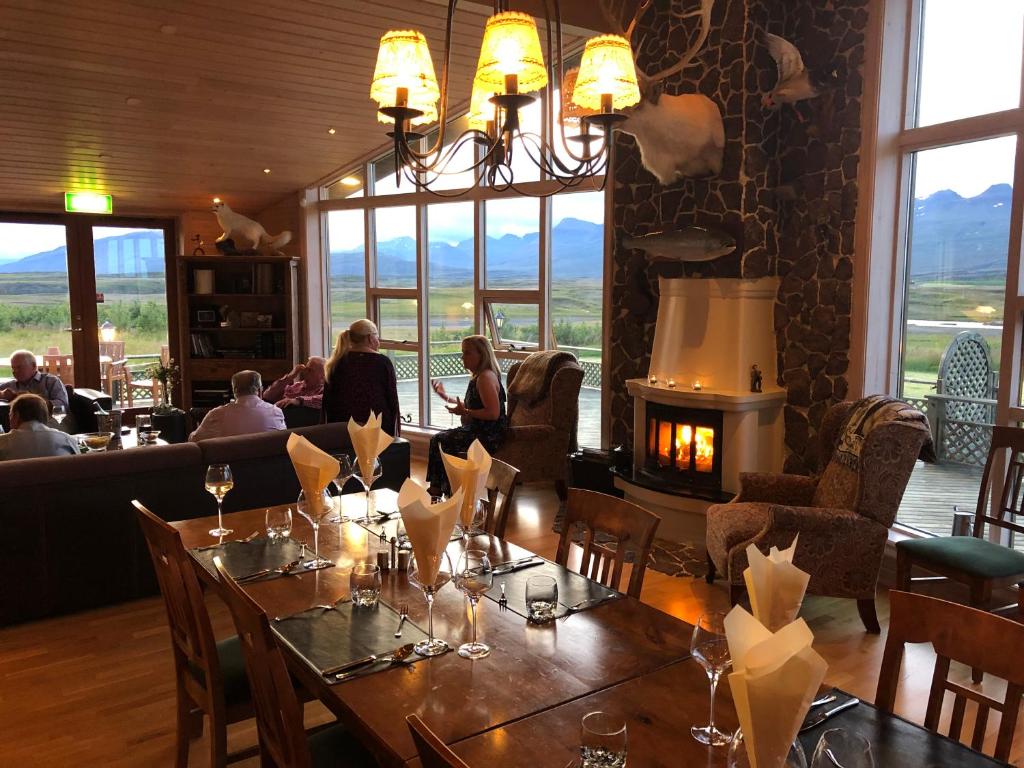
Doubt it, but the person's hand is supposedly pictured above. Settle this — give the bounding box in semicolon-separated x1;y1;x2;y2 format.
287;363;306;379
431;379;450;402
446;397;468;416
0;387;16;401
276;398;299;408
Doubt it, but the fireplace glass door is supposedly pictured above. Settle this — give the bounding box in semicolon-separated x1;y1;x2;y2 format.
644;403;723;490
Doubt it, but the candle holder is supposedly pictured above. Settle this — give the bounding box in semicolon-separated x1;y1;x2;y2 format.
667;378;677;389
648;374;658;385
693;381;703;391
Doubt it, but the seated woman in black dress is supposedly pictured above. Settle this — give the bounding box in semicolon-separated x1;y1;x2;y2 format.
426;334;506;495
322;319;400;436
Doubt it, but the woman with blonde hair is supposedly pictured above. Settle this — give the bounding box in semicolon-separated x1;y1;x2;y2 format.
426;334;506;495
322;319;400;436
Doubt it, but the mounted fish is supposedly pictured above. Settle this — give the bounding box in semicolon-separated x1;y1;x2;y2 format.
623;227;737;263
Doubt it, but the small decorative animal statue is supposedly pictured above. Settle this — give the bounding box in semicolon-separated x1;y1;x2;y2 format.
212;201;292;255
762;33;831;110
750;364;763;393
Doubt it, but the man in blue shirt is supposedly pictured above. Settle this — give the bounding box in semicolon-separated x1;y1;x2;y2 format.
0;349;69;411
0;394;79;461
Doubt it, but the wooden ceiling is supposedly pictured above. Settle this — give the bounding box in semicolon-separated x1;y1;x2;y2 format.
0;0;595;215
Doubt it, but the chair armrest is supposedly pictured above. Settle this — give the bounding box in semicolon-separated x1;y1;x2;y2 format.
503;424;556;443
767;504;881;534
735;473;818;505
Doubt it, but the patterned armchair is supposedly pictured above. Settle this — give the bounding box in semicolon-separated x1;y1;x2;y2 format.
705;399;932;633
496;355;584;500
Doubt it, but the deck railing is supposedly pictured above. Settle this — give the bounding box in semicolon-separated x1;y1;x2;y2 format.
386;346;602;389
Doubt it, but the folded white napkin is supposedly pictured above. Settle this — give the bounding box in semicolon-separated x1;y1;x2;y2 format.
286;433;339;516
725;606;827;768
744;535;809;632
441;439;492;528
347;412;394;481
397;478;463;586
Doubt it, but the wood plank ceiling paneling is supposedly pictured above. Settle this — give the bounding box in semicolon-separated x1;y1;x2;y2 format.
0;0;585;214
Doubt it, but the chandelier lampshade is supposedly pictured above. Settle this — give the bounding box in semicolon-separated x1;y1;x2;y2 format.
370;29;441;126
473;11;548;95
467;78;496;131
572;34;641;112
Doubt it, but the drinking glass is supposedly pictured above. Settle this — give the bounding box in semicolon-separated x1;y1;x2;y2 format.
265;507;292;539
691;611;732;746
327;453;355;523
136;414;152;443
350;563;382;607
52;404;67;428
728;728;807;768
810;729;874;768
354;457;383;522
408;550;453;657
205;463;234;537
580;711;627;768
454;549;493;659
526;575;558;624
459;499;488;540
296;488;334;570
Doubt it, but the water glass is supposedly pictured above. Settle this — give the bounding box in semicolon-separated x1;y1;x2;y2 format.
525;575;558;624
265;507;292;539
52;404;67;428
350;563;382;607
810;729;874;768
728;728;806;768
691;611;732;746
136;414;152;442
580;711;627;768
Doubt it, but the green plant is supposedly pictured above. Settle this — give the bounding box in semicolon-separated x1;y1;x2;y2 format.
147;358;180;414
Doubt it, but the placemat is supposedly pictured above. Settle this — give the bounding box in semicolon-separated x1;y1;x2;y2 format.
190;536;324;580
483;559;620;620
273;600;435;685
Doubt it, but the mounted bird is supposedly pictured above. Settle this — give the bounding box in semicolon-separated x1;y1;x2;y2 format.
762;32;834;110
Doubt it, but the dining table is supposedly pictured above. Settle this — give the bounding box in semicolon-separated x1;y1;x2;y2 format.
174;490;1010;768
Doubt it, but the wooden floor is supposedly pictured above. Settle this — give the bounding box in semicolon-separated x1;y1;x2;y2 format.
2;463;1023;766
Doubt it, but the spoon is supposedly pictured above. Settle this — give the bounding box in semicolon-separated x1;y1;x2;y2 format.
333;643;416;680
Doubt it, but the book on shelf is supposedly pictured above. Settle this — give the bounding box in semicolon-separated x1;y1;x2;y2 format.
189;332;216;358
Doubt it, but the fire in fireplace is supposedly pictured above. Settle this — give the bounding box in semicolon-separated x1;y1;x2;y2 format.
643;402;723;491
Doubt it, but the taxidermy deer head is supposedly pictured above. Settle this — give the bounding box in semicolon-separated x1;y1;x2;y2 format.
596;0;724;184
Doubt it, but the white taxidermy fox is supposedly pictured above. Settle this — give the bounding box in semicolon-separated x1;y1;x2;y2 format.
212;202;292;255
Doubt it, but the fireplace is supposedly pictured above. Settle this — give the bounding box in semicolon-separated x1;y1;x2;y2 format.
643;402;723;492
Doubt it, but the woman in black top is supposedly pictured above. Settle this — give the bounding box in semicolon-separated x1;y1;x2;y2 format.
426;334;506;495
321;319;400;436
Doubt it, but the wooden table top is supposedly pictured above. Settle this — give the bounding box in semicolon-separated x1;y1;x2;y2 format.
174;497;695;767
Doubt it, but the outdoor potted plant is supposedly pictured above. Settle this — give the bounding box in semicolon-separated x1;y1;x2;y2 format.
147;358;187;443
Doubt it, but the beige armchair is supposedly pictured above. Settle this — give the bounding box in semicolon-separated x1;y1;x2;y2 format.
705;398;933;633
496;354;583;500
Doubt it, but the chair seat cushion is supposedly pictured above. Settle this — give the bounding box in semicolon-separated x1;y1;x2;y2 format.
308;723;378;767
187;635;250;709
898;536;1024;580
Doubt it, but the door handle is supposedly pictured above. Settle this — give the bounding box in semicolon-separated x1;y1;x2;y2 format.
63;328;84;333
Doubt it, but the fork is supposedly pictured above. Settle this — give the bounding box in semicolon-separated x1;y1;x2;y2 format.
236;558;302;583
498;583;508;612
394;603;409;637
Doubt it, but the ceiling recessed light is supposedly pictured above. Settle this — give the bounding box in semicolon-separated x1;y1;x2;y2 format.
263;168;271;174
341;176;361;187
125;96;142;106
160;24;177;34
327;127;336;135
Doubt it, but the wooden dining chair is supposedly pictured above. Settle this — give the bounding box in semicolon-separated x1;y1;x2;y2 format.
210;557;377;768
132;501;255;767
876;590;1024;762
555;489;660;598
482;458;519;539
406;715;471;768
42;352;74;386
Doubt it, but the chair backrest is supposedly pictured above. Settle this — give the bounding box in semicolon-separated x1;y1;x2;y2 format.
211;557;311;768
972;425;1024;542
555;489;660;598
98;340;126;360
406;715;471;768
876;591;1024;761
505;356;584;436
42;353;74;386
483;458;519;539
131;500;223;717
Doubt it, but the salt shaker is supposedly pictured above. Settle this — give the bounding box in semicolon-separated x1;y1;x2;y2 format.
376;550;390;573
396;551;410;571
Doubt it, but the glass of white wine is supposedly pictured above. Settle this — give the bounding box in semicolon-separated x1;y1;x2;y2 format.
205;463;234;538
52;404;67;429
691;611;732;746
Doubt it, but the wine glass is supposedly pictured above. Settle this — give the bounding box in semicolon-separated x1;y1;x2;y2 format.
691;611;732;746
728;728;806;768
458;498;488;541
810;730;874;768
454;549;493;659
354;457;383;523
205;464;234;538
52;404;67;429
407;549;453;657
296;488;334;570
327;453;355;523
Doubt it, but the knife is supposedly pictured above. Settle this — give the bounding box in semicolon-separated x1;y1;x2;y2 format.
321;643;413;677
799;698;860;733
492;557;543;575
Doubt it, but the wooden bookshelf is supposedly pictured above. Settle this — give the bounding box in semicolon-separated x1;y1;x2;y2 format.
175;253;300;411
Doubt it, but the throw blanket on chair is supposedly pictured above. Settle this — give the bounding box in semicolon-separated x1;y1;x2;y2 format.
834;395;936;470
508;350;578;408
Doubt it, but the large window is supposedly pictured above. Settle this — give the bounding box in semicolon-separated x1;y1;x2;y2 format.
322;153;606;445
880;0;1024;539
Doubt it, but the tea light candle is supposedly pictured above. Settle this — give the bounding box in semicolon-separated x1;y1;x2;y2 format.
667;378;676;389
648;374;658;385
693;380;702;391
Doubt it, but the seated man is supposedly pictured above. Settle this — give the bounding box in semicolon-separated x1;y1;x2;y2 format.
0;393;79;460
189;370;285;442
0;349;69;411
262;356;325;410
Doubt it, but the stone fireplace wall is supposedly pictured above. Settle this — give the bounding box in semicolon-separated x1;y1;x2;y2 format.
610;0;868;473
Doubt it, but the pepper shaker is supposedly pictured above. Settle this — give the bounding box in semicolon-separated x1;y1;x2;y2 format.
390;536;397;571
376;550;390;573
396;551;410;571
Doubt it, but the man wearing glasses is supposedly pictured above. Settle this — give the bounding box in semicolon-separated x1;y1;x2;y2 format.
0;349;69;411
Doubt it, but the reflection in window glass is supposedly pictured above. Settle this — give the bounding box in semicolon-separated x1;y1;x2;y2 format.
385;348;420;428
489;302;539;349
324;172;365;199
916;0;1023;127
374;206;417;288
552;192;604;447
427;202;475;428
485;197;539;289
326;210;366;349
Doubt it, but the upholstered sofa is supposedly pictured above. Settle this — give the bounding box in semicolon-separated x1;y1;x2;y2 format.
0;424;410;626
497;356;584;499
705;399;932;632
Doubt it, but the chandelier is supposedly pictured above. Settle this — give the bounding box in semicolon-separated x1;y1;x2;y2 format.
369;2;641;197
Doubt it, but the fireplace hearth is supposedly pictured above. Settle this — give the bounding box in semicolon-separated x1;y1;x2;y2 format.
643;402;723;492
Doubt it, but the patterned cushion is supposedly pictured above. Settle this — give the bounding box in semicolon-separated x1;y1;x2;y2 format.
812;459;858;511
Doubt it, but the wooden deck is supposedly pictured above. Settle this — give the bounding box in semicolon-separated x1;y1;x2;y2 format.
898;461;982;538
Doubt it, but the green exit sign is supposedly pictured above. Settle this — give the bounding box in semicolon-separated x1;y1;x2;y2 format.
65;191;113;214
